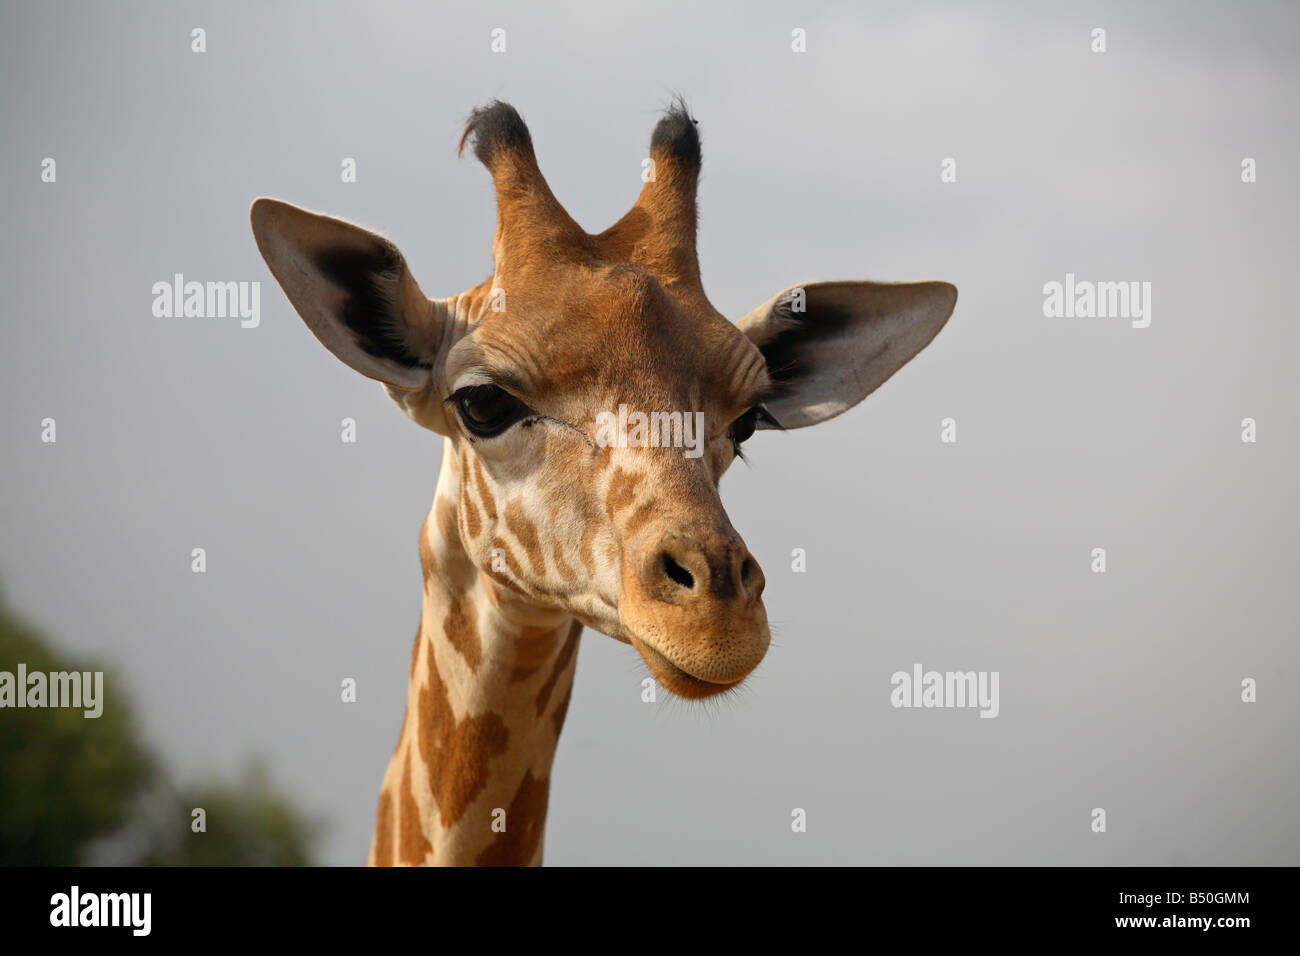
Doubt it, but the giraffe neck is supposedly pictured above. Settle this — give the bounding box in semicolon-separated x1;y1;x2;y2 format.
367;442;581;866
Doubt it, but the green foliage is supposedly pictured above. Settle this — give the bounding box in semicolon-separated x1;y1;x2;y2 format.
0;592;322;866
141;761;323;867
0;600;154;865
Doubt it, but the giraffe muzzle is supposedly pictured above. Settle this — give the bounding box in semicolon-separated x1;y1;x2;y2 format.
621;528;770;698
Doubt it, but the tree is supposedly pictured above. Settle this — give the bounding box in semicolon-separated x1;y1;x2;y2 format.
0;596;154;865
0;589;322;865
138;761;323;866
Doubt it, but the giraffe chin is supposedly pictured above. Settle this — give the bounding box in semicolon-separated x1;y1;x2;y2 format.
630;637;748;700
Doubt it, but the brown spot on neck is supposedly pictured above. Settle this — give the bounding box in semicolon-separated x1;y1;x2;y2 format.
535;621;581;717
418;641;510;829
474;770;551;866
443;592;482;671
372;788;394;867
398;747;433;864
552;675;575;739
509;622;568;683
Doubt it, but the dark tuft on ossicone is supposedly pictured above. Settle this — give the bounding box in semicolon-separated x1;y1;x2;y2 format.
649;96;701;169
458;100;533;165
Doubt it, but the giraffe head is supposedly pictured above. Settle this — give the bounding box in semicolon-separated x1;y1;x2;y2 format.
251;101;956;700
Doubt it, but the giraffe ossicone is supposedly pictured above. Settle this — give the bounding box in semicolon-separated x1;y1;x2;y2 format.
250;99;957;865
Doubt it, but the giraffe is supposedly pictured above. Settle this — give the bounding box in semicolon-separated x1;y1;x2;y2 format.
250;100;957;865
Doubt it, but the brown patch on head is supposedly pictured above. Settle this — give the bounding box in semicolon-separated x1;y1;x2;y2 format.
462;487;482;540
578;523;598;576
371;788;394;867
504;499;547;576
490;537;524;581
605;467;640;520
552;541;576;583
623;499;657;539
398;748;433;865
443;592;481;671
472;458;498;522
535;621;581;717
418;645;510;828
474;770;551;866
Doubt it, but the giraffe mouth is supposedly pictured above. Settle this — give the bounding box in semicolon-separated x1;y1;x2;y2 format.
630;637;746;700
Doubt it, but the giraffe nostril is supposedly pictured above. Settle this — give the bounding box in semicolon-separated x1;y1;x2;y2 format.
662;553;695;589
740;556;758;589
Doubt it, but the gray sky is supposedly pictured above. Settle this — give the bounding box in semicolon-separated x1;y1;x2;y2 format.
2;0;1297;865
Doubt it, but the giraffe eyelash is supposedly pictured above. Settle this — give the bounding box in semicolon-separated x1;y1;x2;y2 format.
754;405;781;429
729;403;779;461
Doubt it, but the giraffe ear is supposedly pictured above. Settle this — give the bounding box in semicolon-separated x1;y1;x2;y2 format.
250;198;448;390
736;280;957;429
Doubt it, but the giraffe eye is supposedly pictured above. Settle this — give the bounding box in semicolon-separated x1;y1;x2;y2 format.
728;405;779;455
452;384;531;438
729;408;759;447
